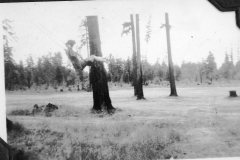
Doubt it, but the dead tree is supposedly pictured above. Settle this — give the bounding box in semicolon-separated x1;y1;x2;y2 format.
86;16;115;112
130;15;138;96
161;13;178;96
121;15;138;96
136;14;145;100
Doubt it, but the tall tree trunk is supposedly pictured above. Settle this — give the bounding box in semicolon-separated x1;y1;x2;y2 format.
136;14;145;100
165;13;178;96
130;14;138;96
86;16;115;112
85;23;92;91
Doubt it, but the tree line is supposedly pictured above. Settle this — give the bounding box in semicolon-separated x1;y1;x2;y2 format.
4;50;240;91
4;52;89;90
107;51;240;85
3;18;240;91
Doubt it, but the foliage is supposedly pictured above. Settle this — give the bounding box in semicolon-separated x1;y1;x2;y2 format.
219;53;232;80
205;52;217;82
145;15;152;44
26;55;34;88
4;45;240;90
142;60;154;84
108;55;124;82
121;22;132;36
3;50;89;90
234;61;240;80
17;60;27;89
123;57;132;83
174;65;181;81
78;18;89;54
181;62;199;82
55;66;63;86
3;19;18;90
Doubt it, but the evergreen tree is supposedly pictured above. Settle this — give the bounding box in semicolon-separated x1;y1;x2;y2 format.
174;65;181;82
108;54;115;82
3;19;18;90
115;58;124;82
220;53;231;80
18;60;26;89
142;60;153;84
52;52;63;67
42;54;54;86
198;60;206;83
55;66;63;86
34;57;44;86
161;61;168;80
123;57;132;83
229;49;235;79
26;55;35;88
205;52;217;82
181;62;199;82
234;60;240;79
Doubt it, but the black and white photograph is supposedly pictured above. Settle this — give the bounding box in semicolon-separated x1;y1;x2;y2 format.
1;0;240;159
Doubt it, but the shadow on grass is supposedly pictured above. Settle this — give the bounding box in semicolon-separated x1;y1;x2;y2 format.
7;118;40;160
7;117;185;160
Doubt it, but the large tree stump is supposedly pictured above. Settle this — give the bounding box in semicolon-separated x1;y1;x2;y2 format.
229;90;238;97
90;60;114;112
87;16;115;113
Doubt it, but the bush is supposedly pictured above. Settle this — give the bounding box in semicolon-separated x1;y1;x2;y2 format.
9;109;32;116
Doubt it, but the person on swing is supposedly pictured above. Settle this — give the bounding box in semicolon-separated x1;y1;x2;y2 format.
65;39;115;113
64;40;109;70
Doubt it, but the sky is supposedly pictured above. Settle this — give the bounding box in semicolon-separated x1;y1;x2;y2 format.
1;0;240;70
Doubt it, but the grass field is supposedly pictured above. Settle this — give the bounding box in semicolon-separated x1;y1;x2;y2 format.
6;84;240;160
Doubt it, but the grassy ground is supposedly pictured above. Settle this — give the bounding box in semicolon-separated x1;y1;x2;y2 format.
6;84;240;160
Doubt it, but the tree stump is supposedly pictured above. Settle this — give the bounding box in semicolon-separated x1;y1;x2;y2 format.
87;16;115;113
229;91;238;97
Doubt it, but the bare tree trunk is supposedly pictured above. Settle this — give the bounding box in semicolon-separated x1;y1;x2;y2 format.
86;16;115;112
136;14;145;100
165;13;178;96
86;21;92;91
130;14;138;96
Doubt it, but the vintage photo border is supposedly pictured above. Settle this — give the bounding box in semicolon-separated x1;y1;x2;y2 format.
0;0;240;160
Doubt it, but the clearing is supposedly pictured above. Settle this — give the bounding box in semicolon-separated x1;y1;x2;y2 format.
6;85;240;160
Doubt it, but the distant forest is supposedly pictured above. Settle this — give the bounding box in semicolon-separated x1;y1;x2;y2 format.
4;50;240;91
3;19;240;91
